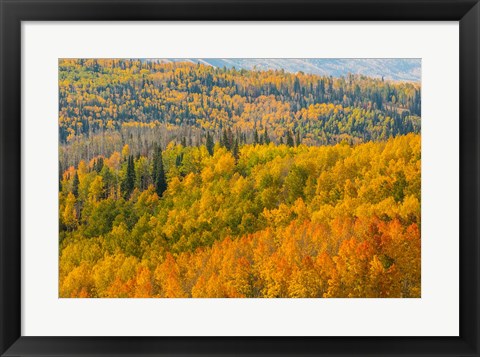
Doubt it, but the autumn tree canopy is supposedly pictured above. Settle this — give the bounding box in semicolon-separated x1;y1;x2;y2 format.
59;59;421;298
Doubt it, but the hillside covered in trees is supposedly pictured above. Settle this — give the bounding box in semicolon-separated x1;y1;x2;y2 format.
59;59;420;168
59;59;421;298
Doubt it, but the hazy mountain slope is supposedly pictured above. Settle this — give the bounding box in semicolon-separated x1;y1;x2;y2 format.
160;58;421;82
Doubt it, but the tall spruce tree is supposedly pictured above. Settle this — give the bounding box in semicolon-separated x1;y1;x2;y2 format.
72;172;80;197
206;132;214;156
286;131;295;147
121;155;135;198
295;132;301;146
153;146;167;197
94;157;104;173
226;128;233;150
233;138;239;161
152;144;160;182
222;129;232;150
264;127;270;144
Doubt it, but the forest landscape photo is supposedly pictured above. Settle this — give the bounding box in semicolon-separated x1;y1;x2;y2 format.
58;58;421;298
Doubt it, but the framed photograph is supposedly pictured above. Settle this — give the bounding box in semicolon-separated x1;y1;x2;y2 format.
1;0;479;356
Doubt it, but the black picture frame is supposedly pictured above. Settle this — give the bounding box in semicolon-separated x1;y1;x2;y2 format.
1;0;479;356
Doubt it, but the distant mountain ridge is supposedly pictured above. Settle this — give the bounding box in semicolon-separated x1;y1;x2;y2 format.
157;58;421;82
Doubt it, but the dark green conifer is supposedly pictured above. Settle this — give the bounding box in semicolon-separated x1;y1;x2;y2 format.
253;128;259;145
286;131;295;147
153;146;167;197
233;138;239;160
72;172;79;197
264;127;270;145
121;155;135;198
206;132;214;156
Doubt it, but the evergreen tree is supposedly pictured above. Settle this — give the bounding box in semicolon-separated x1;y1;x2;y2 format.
295;132;301;146
294;77;301;94
152;144;160;181
264;127;270;145
219;129;225;147
153;147;167;197
253;128;259;145
233;138;239;161
222;129;232;150
286;131;295;147
121;155;135;198
94;158;104;173
129;157;136;191
206;132;214;156
175;153;183;167
72;172;80;197
226;128;234;150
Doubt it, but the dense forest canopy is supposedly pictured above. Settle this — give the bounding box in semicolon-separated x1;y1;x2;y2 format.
59;59;421;298
59;59;420;168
